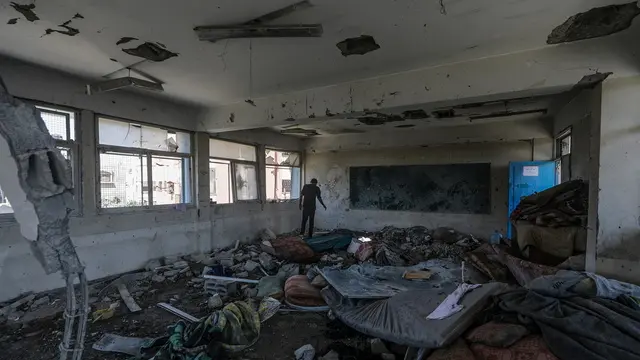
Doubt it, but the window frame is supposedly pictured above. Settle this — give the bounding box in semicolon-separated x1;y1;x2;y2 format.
265;148;302;202
96;115;195;212
209;137;260;204
0;100;82;223
554;126;572;184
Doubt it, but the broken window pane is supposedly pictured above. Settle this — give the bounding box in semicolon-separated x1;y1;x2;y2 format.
209;139;256;161
151;156;189;205
561;135;572;156
210;160;233;204
39;110;68;141
99;152;147;208
266;166;301;200
234;163;258;201
99;118;191;153
99;118;142;148
265;149;300;166
265;149;301;201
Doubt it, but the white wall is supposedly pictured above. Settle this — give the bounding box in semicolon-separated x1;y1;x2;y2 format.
0;57;302;302
305;141;536;238
597;77;640;261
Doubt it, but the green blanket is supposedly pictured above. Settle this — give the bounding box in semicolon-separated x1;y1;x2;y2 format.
141;301;261;360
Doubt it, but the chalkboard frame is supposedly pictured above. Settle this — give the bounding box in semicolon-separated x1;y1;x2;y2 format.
349;163;491;214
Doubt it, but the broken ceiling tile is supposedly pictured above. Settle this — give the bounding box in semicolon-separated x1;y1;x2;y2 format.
10;2;39;22
116;37;138;45
7;18;18;25
336;35;380;56
73;13;84;19
44;21;79;37
547;2;640;44
122;42;178;62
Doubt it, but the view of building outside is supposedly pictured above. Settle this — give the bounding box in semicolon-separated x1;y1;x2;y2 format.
265;149;301;200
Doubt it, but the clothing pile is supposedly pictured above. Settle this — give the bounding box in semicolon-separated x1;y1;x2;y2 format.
510;180;589;266
510;179;588;227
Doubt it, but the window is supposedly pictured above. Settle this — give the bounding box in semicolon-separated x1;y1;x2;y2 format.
0;105;78;215
555;128;572;184
209;138;258;204
97;117;192;209
265;149;301;201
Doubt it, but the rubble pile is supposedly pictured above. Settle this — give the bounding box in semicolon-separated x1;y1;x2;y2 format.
4;198;640;360
372;226;480;266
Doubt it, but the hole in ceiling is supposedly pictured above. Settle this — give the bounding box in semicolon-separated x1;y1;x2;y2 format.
44;20;79;37
117;37;139;46
7;18;18;25
547;2;640;44
395;124;416;128
122;42;178;62
336;35;381;56
10;2;39;22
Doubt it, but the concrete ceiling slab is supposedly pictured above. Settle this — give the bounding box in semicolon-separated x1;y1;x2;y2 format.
0;0;635;106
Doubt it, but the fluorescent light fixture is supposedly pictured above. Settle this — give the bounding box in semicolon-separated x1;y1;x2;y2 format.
87;77;164;95
194;24;323;42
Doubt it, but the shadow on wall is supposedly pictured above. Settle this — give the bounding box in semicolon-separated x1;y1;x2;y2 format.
598;229;640;261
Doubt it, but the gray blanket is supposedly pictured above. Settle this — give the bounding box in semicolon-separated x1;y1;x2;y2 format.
499;289;640;360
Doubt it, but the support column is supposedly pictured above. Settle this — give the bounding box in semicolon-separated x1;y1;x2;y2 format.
80;110;97;215
194;132;212;251
585;85;602;273
257;144;266;202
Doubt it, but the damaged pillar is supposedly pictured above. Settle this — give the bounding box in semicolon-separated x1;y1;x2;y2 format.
0;77;88;360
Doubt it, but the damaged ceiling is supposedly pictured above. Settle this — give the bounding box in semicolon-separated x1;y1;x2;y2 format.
0;0;637;106
272;93;558;136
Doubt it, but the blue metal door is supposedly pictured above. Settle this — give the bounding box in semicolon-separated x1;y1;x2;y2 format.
508;161;557;238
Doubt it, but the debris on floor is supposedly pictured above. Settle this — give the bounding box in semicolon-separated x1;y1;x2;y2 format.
3;222;640;360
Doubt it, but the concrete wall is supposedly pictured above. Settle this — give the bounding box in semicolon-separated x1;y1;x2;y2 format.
553;90;595;181
305;140;536;238
0;58;302;302
597;77;640;262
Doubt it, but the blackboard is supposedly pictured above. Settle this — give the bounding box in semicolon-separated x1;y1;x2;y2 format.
349;164;491;214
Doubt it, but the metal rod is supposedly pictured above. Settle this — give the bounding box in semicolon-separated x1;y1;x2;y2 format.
157;303;199;323
247;0;313;24
203;274;260;284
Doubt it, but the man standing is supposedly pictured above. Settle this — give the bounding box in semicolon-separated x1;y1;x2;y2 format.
299;178;326;238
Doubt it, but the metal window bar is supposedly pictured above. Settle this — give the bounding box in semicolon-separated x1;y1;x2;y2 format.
210;158;259;203
97;146;193;209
